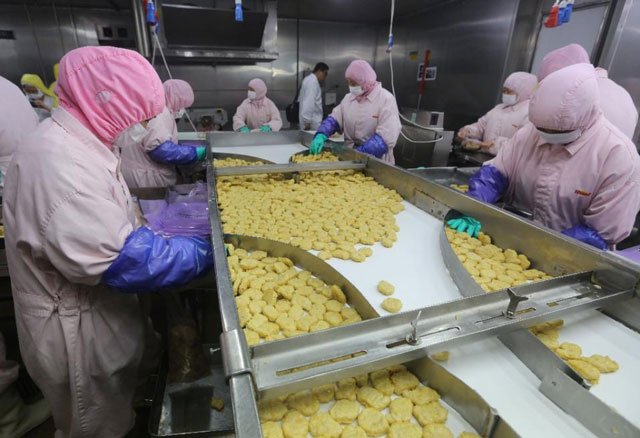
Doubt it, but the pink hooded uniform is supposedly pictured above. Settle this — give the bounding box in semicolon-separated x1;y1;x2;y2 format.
473;63;640;247
461;72;538;155
119;79;195;188
3;47;165;437
232;78;282;131
329;60;401;163
0;76;38;185
538;44;638;139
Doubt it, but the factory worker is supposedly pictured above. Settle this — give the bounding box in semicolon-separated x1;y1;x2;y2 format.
20;73;57;121
3;46;213;438
233;78;282;132
0;75;38;186
457;72;538;156
465;63;640;250
299;62;329;130
310;60;401;164
119;78;205;188
538;43;638;139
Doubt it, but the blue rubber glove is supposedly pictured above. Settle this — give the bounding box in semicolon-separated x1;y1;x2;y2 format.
102;227;213;293
355;133;388;158
196;146;206;161
310;134;327;155
148;140;199;165
447;216;482;237
259;125;272;133
316;116;340;138
468;165;509;204
239;126;251;133
562;225;608;250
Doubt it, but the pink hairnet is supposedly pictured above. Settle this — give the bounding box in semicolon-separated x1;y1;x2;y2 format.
529;63;600;132
345;60;378;92
537;44;590;81
163;79;194;113
56;46;164;145
248;78;267;100
595;67;609;79
503;72;538;103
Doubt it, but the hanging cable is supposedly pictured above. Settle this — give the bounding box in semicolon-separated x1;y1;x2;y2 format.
387;0;443;144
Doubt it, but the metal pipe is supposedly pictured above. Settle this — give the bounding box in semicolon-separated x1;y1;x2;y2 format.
131;0;150;57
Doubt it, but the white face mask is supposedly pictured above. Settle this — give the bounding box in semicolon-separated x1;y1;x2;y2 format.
174;108;186;119
349;85;363;96
26;90;44;100
121;123;148;143
502;94;517;106
536;128;582;145
248;90;257;100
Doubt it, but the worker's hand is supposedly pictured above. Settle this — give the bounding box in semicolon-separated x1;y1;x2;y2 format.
259;125;272;133
195;146;206;161
479;140;494;151
239;126;251;133
447;216;482;237
309;134;327;155
457;127;469;140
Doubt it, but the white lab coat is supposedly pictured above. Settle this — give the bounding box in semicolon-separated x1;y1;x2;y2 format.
298;73;323;130
3;107;145;437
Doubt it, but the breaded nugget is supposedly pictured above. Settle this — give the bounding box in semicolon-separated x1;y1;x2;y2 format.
329;399;361;424
261;421;284;438
567;359;601;384
309;412;343;438
356;387;391;410
377;281;395;296
402;386;440;405
390;370;420;394
431;351;450;362
584;354;619;373
258;399;287;421
388;422;422;438
282;410;309;438
388;397;413;423
336;378;357;401
381;297;403;313
357;408;389;437
555;342;582;360
312;384;336;403
422;423;454;438
287;390;320;416
413;402;448;426
341;425;367;438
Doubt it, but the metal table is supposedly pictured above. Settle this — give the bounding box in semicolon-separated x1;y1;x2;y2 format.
197;131;639;437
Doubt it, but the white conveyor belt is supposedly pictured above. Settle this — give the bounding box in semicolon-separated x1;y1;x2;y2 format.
220;145;638;438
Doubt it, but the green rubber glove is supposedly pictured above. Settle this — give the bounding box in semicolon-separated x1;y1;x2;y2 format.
447;216;482;237
239;126;251;133
195;146;206;161
259;125;272;133
309;134;327;155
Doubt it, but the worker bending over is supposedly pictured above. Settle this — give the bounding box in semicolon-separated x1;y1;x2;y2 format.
464;63;640;250
3;46;213;437
233;78;282;132
310;60;401;164
119;79;205;188
457;72;538;155
538;43;638;139
299;62;329;130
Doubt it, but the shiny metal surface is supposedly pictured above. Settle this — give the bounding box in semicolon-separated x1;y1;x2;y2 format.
373;0;521;131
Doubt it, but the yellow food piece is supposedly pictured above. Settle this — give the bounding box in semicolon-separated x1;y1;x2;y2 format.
381;297;403;313
377;280;395;296
390;370;420;394
330;399;361;423
355;374;369;387
262;421;284;438
243;329;260;346
567;359;601;384
357;407;389;437
431;351;450;362
210;397;224;411
458;433;482;438
402;386;440;405
423;423;454;438
325;311;344;327
216;157;403;261
282;410;309;438
312;383;336;403
287;390;320;416
584;354;619;373
370;370;394;396
336;378;357;401
389;422;422;438
341;425;368;438
388;397;413;423
555;342;582;360
258;399;288;421
309;412;343;438
356;386;391;410
413;402;448;426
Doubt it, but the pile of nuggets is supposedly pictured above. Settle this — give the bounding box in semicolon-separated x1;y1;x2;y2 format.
259;365;481;438
215;154;404;262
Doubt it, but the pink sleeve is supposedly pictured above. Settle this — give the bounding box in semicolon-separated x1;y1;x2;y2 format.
487;123;533;177
488;135;510;156
266;99;282;132
583;147;640;244
233;101;249;131
141;108;175;152
376;93;402;148
329;96;347;129
465;112;490;140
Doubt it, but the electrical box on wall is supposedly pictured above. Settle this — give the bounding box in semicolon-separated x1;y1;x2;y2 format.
417;64;437;81
95;24;135;49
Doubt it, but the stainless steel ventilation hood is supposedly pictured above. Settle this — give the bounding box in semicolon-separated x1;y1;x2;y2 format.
133;0;278;63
